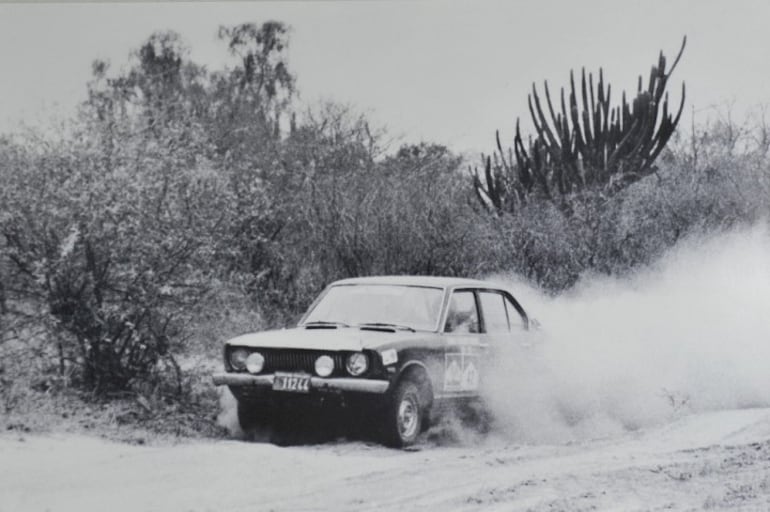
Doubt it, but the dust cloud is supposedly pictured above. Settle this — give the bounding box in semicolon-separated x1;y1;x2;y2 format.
481;223;770;443
217;388;244;438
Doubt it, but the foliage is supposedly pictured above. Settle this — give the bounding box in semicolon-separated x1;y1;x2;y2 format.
217;21;294;111
474;38;687;215
488;106;770;291
234;104;506;323
77;23;298;328
0;125;231;393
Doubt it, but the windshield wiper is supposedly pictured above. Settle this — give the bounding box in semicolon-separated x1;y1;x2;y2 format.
304;320;350;328
356;322;416;332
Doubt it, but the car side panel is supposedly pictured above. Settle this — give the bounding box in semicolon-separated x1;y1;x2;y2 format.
436;333;487;399
392;344;446;394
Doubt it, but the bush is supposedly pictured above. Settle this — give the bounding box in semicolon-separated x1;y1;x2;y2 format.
484;108;770;292
250;133;512;323
0;127;232;394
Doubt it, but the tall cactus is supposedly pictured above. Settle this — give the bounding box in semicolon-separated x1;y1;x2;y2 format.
473;37;686;214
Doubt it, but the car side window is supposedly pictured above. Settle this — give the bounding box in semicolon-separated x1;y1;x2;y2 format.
504;295;527;330
444;291;480;333
479;292;509;333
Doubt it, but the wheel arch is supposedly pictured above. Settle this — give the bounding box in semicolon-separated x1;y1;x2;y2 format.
395;360;434;409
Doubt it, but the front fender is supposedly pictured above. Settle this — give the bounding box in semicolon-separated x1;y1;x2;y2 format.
391;348;443;400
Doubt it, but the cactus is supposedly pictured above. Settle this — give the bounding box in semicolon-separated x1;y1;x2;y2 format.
474;37;686;214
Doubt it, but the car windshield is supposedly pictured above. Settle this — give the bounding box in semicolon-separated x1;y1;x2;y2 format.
303;284;444;332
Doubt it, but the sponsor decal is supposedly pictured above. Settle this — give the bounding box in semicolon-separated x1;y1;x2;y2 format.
444;354;463;390
444;351;479;392
380;348;398;366
461;359;479;390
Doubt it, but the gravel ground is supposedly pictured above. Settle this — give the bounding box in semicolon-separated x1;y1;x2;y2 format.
2;408;770;512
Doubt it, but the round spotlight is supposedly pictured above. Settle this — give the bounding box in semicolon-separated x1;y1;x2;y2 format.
245;352;265;374
314;355;334;377
346;352;368;376
229;348;249;371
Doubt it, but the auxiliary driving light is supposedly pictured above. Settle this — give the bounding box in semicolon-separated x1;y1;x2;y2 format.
314;355;334;377
245;352;265;374
346;352;368;376
229;348;249;370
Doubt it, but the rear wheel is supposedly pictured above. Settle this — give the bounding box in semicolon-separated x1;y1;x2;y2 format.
383;380;424;447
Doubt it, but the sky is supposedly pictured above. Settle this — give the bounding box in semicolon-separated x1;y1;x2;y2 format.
0;0;768;155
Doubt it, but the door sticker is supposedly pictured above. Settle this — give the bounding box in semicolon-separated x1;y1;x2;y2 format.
444;352;479;392
461;358;479;390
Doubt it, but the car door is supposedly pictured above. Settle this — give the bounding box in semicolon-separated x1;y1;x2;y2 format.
440;288;484;397
476;289;534;377
477;290;511;344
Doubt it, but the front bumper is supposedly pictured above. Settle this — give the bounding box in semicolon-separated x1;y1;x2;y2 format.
212;372;390;394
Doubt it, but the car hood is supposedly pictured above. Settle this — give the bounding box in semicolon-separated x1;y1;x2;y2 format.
226;327;429;351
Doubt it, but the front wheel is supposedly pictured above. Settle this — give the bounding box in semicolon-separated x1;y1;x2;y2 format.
383;380;424;447
236;400;272;437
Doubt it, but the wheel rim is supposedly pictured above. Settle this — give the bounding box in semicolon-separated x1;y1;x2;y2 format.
397;394;419;439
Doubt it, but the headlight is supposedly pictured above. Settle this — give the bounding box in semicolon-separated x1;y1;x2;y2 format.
229;348;249;370
314;355;334;377
346;352;368;376
245;352;265;374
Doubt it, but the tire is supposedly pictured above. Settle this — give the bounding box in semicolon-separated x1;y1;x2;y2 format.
383;380;424;448
237;400;271;436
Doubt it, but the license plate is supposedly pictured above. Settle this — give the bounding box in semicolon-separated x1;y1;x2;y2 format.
273;372;311;393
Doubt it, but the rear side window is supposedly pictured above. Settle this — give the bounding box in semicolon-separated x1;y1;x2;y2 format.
479;292;509;333
444;291;480;333
504;295;527;330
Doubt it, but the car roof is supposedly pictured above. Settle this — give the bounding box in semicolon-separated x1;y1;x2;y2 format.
329;275;500;289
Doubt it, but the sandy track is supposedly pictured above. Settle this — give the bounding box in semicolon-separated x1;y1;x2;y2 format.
2;409;770;512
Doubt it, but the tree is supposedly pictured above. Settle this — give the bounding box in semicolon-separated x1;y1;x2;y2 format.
218;21;294;112
210;21;295;158
474;38;687;215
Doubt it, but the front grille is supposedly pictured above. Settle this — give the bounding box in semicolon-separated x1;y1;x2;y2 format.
264;349;346;374
230;347;347;376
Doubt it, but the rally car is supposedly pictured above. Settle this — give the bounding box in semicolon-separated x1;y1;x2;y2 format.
212;276;537;447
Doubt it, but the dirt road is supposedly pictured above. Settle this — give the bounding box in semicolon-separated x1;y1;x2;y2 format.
2;408;770;512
